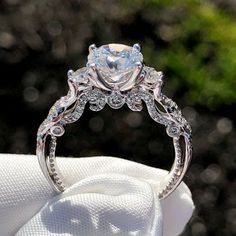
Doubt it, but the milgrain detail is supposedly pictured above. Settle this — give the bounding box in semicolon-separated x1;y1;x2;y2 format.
37;49;192;199
47;136;65;191
158;138;182;199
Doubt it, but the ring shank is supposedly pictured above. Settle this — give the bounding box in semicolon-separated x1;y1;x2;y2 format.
37;134;66;192
37;110;192;200
36;66;192;200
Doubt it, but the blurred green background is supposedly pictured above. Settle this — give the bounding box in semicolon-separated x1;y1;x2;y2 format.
0;0;235;235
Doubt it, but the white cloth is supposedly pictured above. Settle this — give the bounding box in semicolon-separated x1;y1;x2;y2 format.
0;154;194;236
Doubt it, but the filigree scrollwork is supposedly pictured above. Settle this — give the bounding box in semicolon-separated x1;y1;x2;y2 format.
87;89;106;111
160;94;181;117
37;44;192;200
137;90;167;126
159;94;192;136
61;100;85;125
166;124;181;138
126;90;143;111
50;125;65;137
107;91;125;109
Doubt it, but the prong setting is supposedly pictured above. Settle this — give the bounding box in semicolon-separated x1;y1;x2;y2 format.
133;43;141;52
87;44;143;91
37;43;192;201
135;61;143;69
88;62;97;71
89;44;96;52
67;69;74;79
139;70;146;81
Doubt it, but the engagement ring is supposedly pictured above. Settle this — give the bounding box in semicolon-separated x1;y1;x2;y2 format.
37;43;192;199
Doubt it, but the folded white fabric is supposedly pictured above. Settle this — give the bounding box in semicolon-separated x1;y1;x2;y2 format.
0;154;194;236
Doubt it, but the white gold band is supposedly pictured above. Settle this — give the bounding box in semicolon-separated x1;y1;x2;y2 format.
37;65;192;199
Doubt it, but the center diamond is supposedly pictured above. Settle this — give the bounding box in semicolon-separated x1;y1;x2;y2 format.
87;44;143;91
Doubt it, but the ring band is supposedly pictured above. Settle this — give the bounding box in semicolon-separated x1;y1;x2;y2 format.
36;43;192;199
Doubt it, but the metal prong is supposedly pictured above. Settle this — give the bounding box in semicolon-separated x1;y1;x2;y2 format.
67;69;74;79
139;70;146;80
157;71;164;80
153;78;163;99
135;61;143;69
88;62;96;71
89;44;96;52
133;43;141;52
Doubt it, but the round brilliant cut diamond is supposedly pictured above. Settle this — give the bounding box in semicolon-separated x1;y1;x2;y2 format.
87;44;143;90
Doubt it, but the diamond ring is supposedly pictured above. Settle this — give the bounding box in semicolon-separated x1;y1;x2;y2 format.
36;43;192;199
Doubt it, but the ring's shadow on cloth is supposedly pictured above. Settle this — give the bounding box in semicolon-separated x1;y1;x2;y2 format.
41;199;150;235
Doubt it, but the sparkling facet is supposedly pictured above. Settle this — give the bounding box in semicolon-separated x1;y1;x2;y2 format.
87;44;143;90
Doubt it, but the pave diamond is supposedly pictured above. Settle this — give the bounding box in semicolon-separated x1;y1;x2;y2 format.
87;44;143;90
